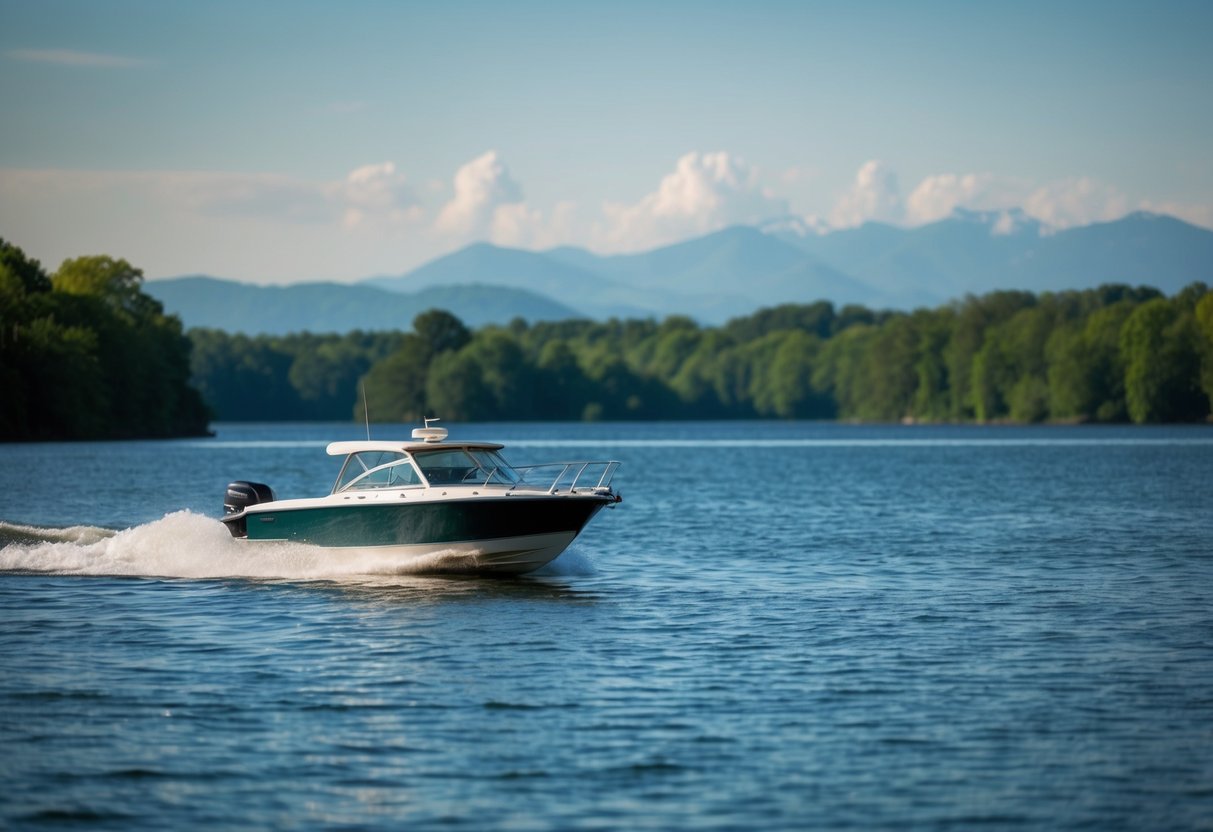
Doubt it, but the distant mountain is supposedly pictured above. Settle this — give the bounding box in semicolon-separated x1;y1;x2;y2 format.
150;210;1213;334
145;276;582;335
1002;212;1213;293
367;242;669;320
551;226;875;306
375;227;883;322
778;210;1213;303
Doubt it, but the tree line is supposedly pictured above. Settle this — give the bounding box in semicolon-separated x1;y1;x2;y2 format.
190;283;1213;425
0;239;210;441
4;235;1211;436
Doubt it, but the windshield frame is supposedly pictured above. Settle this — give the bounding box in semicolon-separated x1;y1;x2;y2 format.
332;451;423;494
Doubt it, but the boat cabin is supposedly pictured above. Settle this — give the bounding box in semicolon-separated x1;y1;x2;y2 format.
328;441;522;493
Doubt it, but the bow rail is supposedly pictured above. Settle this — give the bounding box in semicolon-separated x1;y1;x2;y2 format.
509;460;620;495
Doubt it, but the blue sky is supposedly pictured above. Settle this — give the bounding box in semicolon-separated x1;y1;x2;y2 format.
2;0;1211;282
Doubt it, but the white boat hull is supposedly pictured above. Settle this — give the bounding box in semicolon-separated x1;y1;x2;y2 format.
237;530;578;577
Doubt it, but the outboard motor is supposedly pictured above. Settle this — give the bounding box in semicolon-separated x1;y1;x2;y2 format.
221;480;276;538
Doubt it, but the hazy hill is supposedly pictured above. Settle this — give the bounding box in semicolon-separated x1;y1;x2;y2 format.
367;242;687;320
378;227;882;321
146;211;1213;334
1003;212;1213;293
372;211;1212;322
549;226;876;308
144;276;582;335
779;210;1213;303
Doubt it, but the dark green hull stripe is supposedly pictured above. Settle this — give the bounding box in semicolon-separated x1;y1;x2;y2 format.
245;496;607;547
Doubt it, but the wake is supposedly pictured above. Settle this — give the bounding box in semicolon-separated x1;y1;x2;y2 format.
0;512;593;580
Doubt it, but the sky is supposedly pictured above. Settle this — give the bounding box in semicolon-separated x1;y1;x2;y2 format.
1;0;1212;283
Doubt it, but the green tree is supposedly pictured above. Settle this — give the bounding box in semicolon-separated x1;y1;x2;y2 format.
361;334;430;422
413;309;471;357
535;339;590;419
1195;291;1213;411
1120;298;1206;423
0;241;208;439
462;330;536;417
425;349;492;421
911;308;954;421
53;255;160;320
762;331;832;418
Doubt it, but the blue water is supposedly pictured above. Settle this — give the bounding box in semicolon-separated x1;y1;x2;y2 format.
2;421;1212;830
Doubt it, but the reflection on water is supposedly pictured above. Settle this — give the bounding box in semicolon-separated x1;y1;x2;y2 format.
295;574;604;607
3;421;1213;830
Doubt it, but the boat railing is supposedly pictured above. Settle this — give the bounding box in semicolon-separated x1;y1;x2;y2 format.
508;461;620;495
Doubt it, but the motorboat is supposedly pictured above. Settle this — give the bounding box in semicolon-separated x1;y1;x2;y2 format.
220;423;621;575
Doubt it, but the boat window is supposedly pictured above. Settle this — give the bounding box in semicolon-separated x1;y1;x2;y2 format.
469;450;521;484
413;449;476;485
413;448;518;486
334;451;420;492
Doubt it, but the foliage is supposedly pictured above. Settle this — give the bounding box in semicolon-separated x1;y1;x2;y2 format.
188;329;405;421
185;283;1213;425
0;240;211;440
9;232;1209;432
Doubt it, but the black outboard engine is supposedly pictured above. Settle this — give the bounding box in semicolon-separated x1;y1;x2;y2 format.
221;481;276;538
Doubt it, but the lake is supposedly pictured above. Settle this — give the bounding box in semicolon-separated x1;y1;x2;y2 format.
2;421;1212;830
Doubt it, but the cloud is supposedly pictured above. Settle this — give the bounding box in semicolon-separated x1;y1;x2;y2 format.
0;167;445;282
6;48;147;68
780;165;820;187
828;160;903;228
167;163;423;229
898;169;1140;232
5;155;1209;287
431;150;574;248
594;151;788;251
177;172;341;224
339;162;422;228
0;165;425;231
1022;177;1130;230
435;151;524;237
905;173;1028;225
1139;200;1213;230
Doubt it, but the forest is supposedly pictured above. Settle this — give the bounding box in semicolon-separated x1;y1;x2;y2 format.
189;283;1213;425
4;235;1213;438
0;239;210;441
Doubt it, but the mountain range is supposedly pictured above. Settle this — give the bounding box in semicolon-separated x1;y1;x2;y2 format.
146;210;1213;334
144;276;580;335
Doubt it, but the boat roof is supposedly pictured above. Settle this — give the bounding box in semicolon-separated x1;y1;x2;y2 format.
326;440;505;456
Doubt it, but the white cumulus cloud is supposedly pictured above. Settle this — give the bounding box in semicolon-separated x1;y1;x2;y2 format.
431;151;581;249
593;151;788;251
828;160;903;228
435;151;525;237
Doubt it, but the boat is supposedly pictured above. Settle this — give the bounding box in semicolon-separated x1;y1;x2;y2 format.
219;422;621;575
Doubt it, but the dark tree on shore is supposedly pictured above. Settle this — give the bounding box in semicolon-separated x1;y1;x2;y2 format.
0;240;210;441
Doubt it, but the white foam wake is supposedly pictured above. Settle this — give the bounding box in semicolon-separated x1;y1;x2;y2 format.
0;512;591;580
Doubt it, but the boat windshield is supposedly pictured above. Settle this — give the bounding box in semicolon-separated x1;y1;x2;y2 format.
413;448;520;486
334;451;423;492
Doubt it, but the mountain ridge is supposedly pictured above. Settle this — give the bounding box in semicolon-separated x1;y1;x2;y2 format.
147;210;1213;334
144;276;584;336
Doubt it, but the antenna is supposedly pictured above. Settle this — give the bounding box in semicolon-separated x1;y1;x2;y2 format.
362;381;371;441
